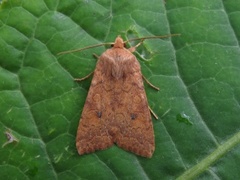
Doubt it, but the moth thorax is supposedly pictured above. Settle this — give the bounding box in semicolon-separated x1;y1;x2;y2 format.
111;63;123;79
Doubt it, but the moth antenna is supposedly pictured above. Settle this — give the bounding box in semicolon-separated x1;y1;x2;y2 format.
125;33;181;43
58;34;180;55
57;42;113;55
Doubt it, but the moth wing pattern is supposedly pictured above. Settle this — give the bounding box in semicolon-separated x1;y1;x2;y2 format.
76;37;155;158
76;60;114;155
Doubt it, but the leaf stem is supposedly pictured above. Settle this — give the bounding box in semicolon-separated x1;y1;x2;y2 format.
177;131;240;179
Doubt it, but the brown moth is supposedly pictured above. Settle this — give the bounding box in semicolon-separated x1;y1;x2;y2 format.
76;36;155;158
59;34;179;157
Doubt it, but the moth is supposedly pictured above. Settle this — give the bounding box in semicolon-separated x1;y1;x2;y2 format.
59;34;179;158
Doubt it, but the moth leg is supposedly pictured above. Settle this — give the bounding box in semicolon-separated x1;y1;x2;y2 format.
128;39;144;52
75;71;94;82
148;106;158;120
142;75;160;91
93;53;100;59
75;54;99;82
142;75;159;120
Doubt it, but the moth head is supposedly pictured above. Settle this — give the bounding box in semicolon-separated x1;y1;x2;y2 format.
113;36;125;49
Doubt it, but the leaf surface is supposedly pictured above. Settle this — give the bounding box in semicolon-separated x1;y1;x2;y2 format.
0;0;240;179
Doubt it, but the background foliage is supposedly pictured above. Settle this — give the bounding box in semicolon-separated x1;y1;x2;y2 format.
0;0;240;179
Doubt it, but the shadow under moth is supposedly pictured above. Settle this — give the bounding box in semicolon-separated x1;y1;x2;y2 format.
59;34;179;158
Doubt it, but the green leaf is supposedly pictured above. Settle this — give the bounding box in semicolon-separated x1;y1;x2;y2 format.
0;0;240;179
